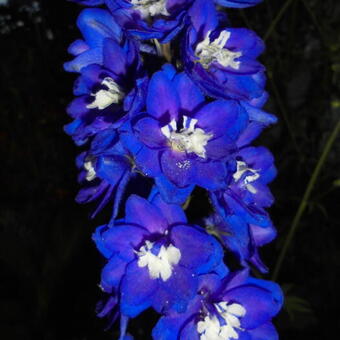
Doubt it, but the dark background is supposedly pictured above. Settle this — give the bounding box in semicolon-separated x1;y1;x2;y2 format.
0;0;339;339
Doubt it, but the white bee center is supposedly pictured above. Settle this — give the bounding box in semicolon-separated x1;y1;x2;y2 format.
197;302;246;340
161;116;213;159
195;31;242;70
136;241;181;281
84;160;96;181
131;0;170;18
86;77;124;110
233;160;260;194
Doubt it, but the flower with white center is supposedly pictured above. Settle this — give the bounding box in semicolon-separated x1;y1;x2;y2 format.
233;160;260;194
84;159;96;181
197;302;246;340
195;31;242;70
136;240;181;281
86;77;124;110
131;0;170;18
161;116;213;158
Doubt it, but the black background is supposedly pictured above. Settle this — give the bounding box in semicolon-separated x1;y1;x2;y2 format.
0;0;339;339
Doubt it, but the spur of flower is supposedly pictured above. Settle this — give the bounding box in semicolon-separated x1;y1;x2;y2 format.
64;8;148;145
153;268;283;340
119;64;249;204
105;0;193;42
184;0;266;102
93;192;227;317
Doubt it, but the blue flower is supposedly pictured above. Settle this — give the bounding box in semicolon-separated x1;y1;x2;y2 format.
93;192;227;317
206;146;277;272
75;128;134;220
64;8;148;145
184;0;266;102
153;269;283;340
64;8;122;72
120;64;249;204
205;211;276;273
104;0;192;42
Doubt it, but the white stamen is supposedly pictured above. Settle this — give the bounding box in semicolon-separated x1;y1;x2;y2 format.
233;160;260;193
136;241;181;281
161;115;213;159
131;0;169;18
86;77;123;110
84;160;96;181
195;31;242;70
197;302;246;340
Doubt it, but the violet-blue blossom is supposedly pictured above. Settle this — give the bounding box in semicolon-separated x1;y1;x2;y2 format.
64;8;148;145
184;0;266;102
206;146;277;272
104;0;192;42
93;193;227;317
75;128;134;220
120;64;249;204
153;269;283;340
64;0;283;337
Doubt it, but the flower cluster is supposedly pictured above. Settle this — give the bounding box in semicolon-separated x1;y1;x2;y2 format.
65;0;283;338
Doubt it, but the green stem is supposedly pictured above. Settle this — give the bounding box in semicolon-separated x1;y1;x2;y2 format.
272;119;340;281
264;0;296;41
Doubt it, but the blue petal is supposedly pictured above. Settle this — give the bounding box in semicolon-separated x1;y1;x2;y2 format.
125;195;169;234
103;39;128;77
93;224;148;260
222;282;283;329
100;255;128;293
134;145;162;177
248;322;278;340
67;39;88;56
170;225;224;274
188;0;218;37
154;175;194;205
120;260;159;317
193;160;227;190
160;150;196;188
64;48;102;73
241;101;277;125
149;192;188;225
96;155;130;186
173;72;205;113
146;67;179;119
134;116;167;149
157;266;198;313
77;8;122;48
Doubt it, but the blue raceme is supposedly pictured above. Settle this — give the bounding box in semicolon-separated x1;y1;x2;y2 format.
65;0;283;339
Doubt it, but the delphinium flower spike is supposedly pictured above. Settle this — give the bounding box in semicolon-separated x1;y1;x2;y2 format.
65;0;283;338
